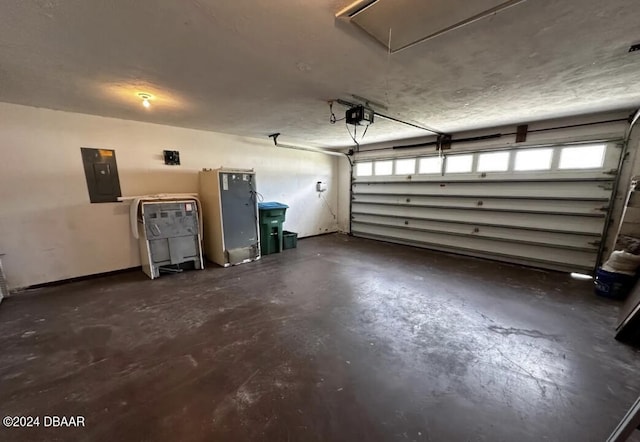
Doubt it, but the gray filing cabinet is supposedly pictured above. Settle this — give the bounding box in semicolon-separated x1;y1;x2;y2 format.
138;199;204;279
199;169;260;267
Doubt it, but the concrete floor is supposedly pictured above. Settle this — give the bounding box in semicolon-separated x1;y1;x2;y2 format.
1;234;639;442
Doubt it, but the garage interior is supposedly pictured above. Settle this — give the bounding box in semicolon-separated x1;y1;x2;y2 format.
1;0;640;441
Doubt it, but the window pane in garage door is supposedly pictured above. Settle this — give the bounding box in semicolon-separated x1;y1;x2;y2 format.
357;162;373;176
559;144;605;169
419;157;441;174
446;154;473;173
375;161;393;176
395;158;416;175
478;151;510;172
514;148;553;171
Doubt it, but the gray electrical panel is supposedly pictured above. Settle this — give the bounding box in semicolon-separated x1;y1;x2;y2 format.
199;169;260;267
80;147;122;203
137;200;204;279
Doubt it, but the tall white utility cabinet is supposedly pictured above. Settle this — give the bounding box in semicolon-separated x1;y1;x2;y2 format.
199;168;261;267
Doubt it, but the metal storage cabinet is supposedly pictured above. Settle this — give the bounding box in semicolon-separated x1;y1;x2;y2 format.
138;200;204;279
199;168;260;267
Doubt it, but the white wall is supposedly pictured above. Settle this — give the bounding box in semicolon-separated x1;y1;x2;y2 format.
0;103;339;290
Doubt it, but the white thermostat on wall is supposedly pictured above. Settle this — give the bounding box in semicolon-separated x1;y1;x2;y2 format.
316;181;327;192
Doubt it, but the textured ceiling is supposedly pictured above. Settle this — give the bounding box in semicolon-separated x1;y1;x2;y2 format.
0;0;639;148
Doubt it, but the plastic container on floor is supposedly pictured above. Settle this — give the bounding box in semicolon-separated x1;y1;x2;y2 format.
282;231;298;250
594;267;635;300
602;250;640;275
258;202;289;255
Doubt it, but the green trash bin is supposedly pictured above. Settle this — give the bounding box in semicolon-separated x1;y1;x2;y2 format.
283;231;298;250
258;202;289;255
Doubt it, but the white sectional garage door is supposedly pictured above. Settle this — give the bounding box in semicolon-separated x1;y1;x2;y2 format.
352;137;625;273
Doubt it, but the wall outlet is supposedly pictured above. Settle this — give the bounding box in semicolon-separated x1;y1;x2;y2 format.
316;181;327;192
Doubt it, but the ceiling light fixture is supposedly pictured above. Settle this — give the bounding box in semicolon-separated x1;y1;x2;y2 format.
137;92;153;109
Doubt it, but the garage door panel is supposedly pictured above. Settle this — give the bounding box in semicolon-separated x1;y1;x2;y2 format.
353;180;613;200
352;214;600;250
352;194;608;216
352;203;604;235
356;173;615;184
352;224;596;271
353;232;593;274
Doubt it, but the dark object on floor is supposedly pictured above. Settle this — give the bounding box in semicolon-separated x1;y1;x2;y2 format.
595;267;635;299
616;280;640;346
282;231;298;249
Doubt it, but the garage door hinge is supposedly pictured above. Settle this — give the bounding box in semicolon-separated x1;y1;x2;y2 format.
588;240;601;247
599;183;614;190
516;125;528;143
598;206;609;212
437;134;452;151
604;169;618;176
